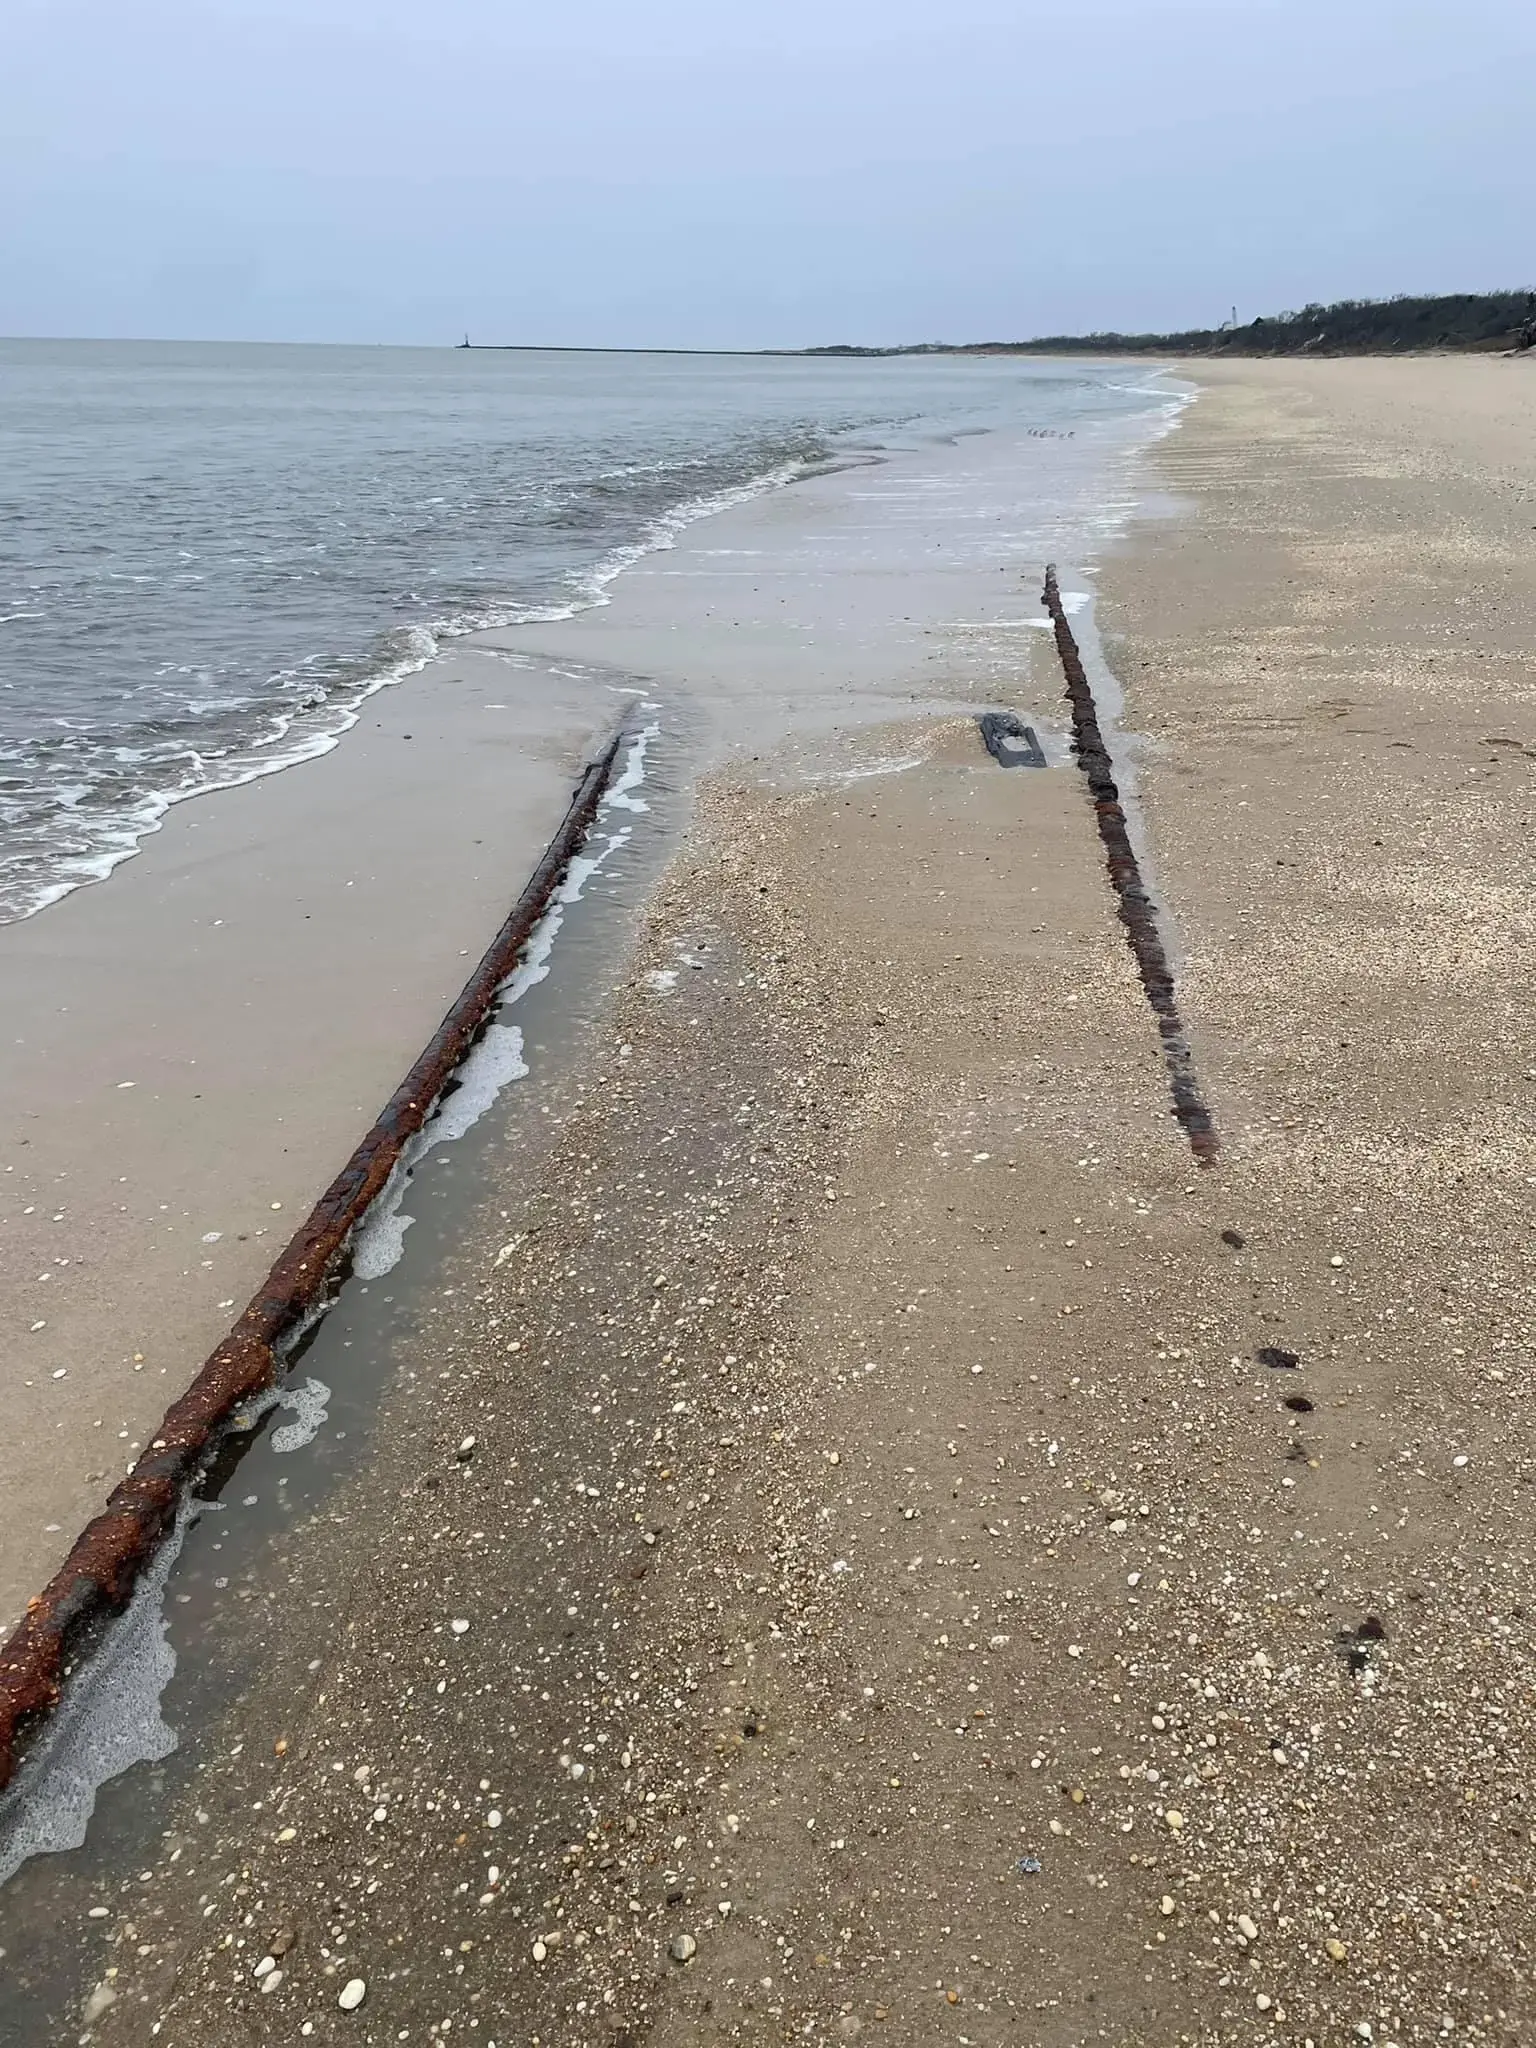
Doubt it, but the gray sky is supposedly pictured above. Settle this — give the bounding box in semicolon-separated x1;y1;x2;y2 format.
4;0;1531;347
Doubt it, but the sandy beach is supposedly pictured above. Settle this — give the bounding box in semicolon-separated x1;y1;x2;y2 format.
3;355;1535;2045
0;398;1150;1634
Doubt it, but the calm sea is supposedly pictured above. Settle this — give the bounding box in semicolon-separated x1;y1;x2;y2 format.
0;341;1168;921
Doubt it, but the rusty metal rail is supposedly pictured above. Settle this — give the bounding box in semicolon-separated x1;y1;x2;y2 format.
1042;565;1218;1165
0;727;630;1791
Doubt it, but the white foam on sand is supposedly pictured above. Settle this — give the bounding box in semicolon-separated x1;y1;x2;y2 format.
349;1021;531;1281
800;753;926;788
222;1372;336;1454
0;1500;199;1889
268;1376;333;1455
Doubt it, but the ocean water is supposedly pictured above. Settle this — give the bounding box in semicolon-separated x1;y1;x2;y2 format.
0;341;1168;921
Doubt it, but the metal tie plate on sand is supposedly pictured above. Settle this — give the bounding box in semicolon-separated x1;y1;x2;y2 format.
977;711;1047;768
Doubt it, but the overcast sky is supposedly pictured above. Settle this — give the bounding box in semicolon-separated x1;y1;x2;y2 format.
3;0;1531;348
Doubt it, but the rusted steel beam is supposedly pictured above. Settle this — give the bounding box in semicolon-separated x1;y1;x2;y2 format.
0;728;629;1792
1042;566;1218;1165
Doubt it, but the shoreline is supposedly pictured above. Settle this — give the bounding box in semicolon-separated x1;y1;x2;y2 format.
0;444;818;930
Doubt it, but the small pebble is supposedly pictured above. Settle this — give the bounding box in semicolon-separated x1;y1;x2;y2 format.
669;1932;698;1963
337;1979;366;2012
81;1985;117;2025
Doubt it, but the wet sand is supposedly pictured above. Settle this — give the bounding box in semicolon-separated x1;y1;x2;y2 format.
0;657;616;1628
482;404;1157;758
10;357;1536;2046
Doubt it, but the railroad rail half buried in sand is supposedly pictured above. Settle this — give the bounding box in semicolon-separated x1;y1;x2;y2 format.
0;724;632;1792
1042;564;1219;1165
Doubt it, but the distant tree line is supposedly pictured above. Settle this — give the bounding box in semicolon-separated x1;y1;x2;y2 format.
802;291;1536;359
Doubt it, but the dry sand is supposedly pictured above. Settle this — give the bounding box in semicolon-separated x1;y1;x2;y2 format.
15;357;1536;2046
